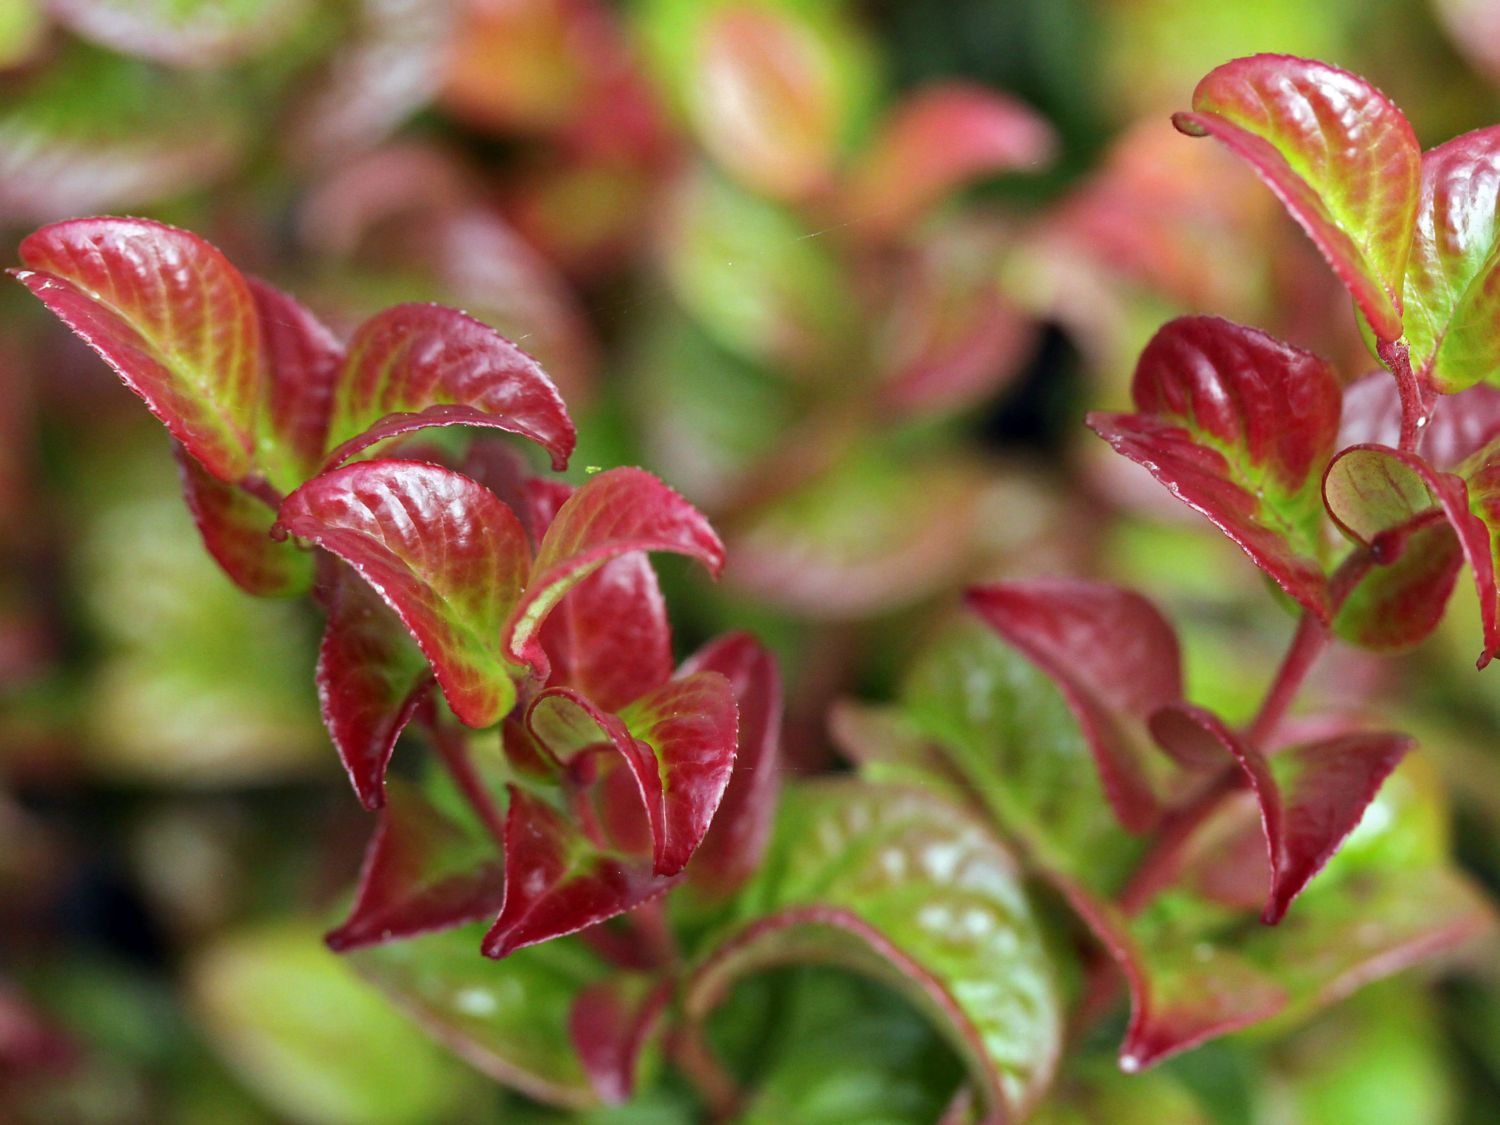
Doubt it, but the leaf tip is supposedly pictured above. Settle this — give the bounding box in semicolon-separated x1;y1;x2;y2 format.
1171;111;1209;138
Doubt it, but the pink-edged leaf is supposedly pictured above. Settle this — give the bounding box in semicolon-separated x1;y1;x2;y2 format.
249;278;343;488
1336;372;1500;467
315;563;431;809
1324;444;1498;663
1087;316;1342;620
1405;127;1500;392
848;83;1056;234
12;217;261;482
1149;704;1411;923
482;786;675;959
684;781;1063;1119
538;554;673;714
567;977;671;1104
679;633;784;898
1172;55;1420;342
1457;437;1500;667
173;444;313;598
965;579;1184;832
323;303;574;472
280;460;529;728
325;775;506;952
505;467;724;677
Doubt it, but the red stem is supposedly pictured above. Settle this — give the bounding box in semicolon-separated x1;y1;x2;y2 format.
428;715;509;844
1375;337;1429;454
669;1027;742;1121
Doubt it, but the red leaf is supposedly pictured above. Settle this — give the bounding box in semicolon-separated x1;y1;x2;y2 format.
679;633;784;898
1324;444;1498;664
966;579;1183;832
174;444;313;598
1172;55;1420;341
325;777;506;951
315;563;432;808
280;460;530;728
1149;704;1411;923
1337;372;1500;468
848;83;1056;233
13;217;261;482
504;467;724;677
482;787;675;959
249;278;343;488
567;978;671;1104
322;303;575;472
1088;316;1341;620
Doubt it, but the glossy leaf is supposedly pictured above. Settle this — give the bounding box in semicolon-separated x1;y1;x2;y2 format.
1336;371;1500;467
483;786;674;959
679;633;784;899
1149;704;1411;923
48;0;308;66
174;444;313;598
966;580;1184;832
689;781;1062;1119
13;217;262;483
325;772;506;952
280;461;529;729
323;303;574;472
1404;127;1500;392
1457;437;1500;667
848;83;1055;233
1088;316;1341;619
1173;55;1420;341
1324;444;1497;662
347;922;606;1109
568;977;670;1104
504;467;724;677
316;564;431;808
250;277;343;489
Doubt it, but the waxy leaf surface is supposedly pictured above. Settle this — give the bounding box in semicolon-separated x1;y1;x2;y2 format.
1088;316;1341;619
966;580;1184;832
1149;704;1411;923
280;461;529;728
1173;55;1420;341
691;781;1062;1120
323;303;574;472
1404;127;1500;392
14;217;261;482
249;278;343;488
505;467;724;676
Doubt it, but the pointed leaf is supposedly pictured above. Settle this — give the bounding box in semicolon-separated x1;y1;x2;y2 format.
323;303;574;472
685;781;1062;1120
280;460;529;728
1405;127;1500;392
505;467;723;676
1172;55;1420;341
848;83;1055;233
174;444;313;598
1324;444;1497;662
482;786;675;959
13;217;261;482
1336;371;1500;467
325;774;506;952
567;977;671;1105
249;277;343;489
1149;704;1411;923
965;580;1184;832
679;633;784;899
316;563;431;808
1088;316;1341;619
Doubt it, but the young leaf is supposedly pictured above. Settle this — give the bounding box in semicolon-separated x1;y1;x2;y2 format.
13;217;262;483
686;781;1062;1120
966;580;1185;832
679;633;784;899
567;977;671;1105
1457;437;1500;666
1323;444;1497;663
1172;55;1420;341
1404;127;1500;392
1149;704;1411;923
1088;316;1341;620
280;460;530;729
504;467;724;677
847;83;1056;234
315;564;431;808
482;786;675;959
322;303;575;472
249;278;343;489
174;445;313;598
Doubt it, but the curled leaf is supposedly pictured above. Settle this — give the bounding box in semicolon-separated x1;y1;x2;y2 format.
567;978;671;1104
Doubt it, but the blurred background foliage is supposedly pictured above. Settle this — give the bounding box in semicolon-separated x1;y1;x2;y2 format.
2;0;1499;1120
